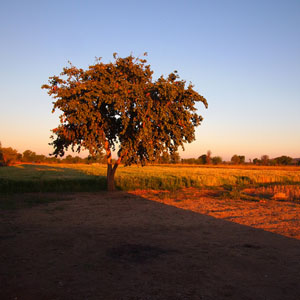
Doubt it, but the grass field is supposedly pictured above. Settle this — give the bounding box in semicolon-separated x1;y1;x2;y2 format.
0;163;300;202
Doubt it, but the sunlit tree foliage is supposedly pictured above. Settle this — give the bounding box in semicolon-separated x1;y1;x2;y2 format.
42;54;208;190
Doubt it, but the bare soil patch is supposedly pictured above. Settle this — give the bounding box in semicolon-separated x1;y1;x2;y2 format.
1;190;300;299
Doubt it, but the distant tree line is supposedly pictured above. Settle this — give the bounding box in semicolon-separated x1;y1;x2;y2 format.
0;142;107;166
252;155;299;166
0;142;299;166
181;150;223;165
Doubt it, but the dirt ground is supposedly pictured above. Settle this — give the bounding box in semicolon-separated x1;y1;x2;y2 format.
1;189;300;300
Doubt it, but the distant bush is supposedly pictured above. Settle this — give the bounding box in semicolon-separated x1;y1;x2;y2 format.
253;155;295;166
231;155;245;165
0;147;21;166
273;156;293;165
212;156;222;165
0;149;4;166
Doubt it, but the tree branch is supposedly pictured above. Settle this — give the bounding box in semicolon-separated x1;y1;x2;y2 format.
113;150;128;172
104;140;112;165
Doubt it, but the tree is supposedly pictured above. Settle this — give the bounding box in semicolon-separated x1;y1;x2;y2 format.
0;147;20;166
261;155;269;165
22;150;37;162
35;154;46;163
212;156;222;165
198;154;207;164
231;154;240;164
181;158;198;164
42;54;208;191
273;155;293;165
253;158;260;165
158;151;171;164
170;152;181;164
206;150;212;164
239;155;245;164
0;142;4;166
231;154;245;165
64;155;75;164
86;153;106;164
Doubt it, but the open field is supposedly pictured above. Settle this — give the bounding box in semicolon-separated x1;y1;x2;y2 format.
1;164;300;201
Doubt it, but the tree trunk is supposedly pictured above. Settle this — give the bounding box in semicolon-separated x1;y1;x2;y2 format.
107;163;117;192
104;139;124;192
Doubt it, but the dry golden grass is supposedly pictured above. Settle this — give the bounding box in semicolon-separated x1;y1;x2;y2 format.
243;185;300;201
1;163;300;193
131;187;300;240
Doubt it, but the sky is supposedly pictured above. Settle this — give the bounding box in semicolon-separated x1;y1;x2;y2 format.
0;0;299;161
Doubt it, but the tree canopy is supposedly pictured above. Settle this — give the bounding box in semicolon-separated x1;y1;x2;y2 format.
42;54;208;190
0;145;21;166
231;155;245;165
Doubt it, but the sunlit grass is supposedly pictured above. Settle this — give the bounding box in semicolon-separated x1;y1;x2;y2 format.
0;163;300;194
243;185;300;201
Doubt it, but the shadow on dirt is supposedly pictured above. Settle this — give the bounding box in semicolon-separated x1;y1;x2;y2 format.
1;191;300;299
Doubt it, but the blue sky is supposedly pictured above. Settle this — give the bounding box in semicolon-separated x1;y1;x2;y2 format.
0;0;299;160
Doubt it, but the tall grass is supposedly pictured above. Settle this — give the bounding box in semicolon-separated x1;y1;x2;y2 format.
0;163;300;193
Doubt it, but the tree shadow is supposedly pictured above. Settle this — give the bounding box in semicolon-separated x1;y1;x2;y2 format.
0;191;300;299
0;164;107;193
